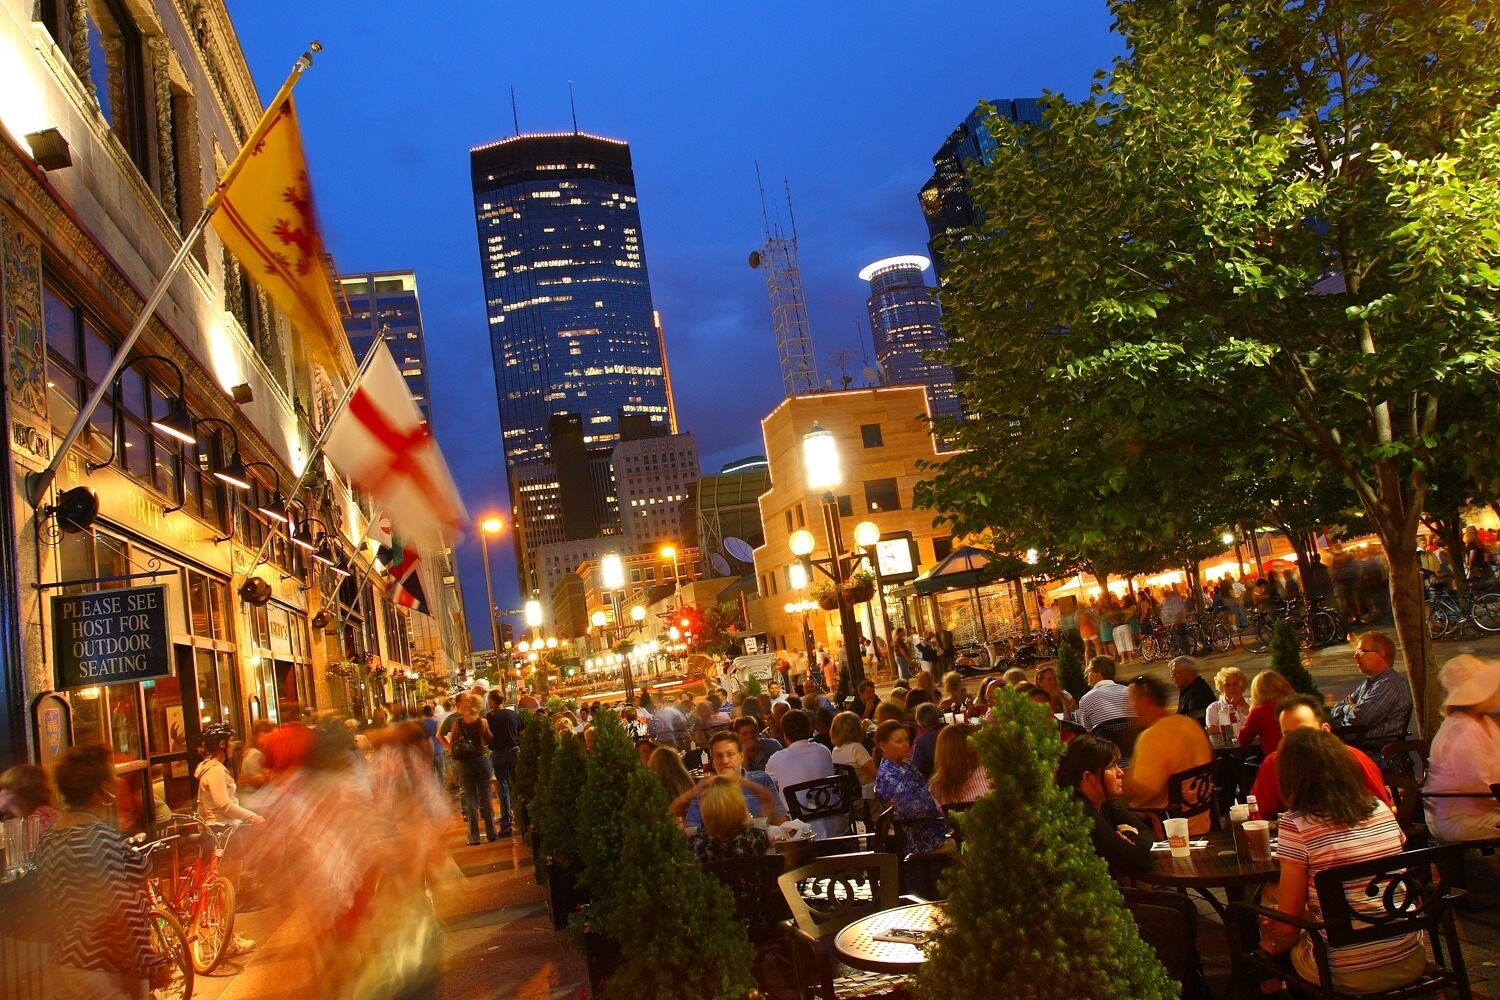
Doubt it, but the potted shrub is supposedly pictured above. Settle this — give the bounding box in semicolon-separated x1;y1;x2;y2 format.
1270;619;1321;698
1056;638;1087;701
572;711;641;981
842;567;876;604
536;732;589;929
813;580;841;611
916;687;1174;999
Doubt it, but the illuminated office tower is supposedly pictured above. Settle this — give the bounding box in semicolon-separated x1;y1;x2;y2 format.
469;132;675;593
860;256;962;423
338;271;433;421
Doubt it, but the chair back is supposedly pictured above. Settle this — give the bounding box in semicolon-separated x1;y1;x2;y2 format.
1167;761;1219;830
1380;739;1429;781
1091;717;1137;757
783;776;857;827
682;747;709;773
1384;772;1424;827
1330;723;1368;748
1312;844;1461;950
778;852;900;940
1122;889;1199;993
702;854;789;944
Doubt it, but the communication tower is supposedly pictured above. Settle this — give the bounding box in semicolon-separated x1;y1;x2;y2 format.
748;169;819;397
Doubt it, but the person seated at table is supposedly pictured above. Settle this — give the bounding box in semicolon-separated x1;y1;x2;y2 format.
1056;735;1152;878
910;703;946;779
938;671;972;716
0;763;61;832
1077;656;1134;732
1248;695;1390;821
649;745;697;807
734;716;783;771
928;725;992;809
1206;666;1251;740
689;776;771;862
672;732;787;828
1425;654;1500;842
1329;631;1414;746
765;701;791;745
1003;667;1028;688
812;707;836;750
874;700;906;726
1256;728;1425;995
905;688;934;714
830;711;877;799
873;721;947;855
1238;670;1295;754
765;710;847;837
853;679;881;721
1034;665;1077;717
1170;656;1217;726
1124;675;1213;834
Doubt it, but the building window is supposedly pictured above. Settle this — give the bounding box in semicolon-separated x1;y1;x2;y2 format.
836;495;853;518
864;479;901;513
784;509;793;532
932;536;954;562
86;0;154;180
36;0;73;54
860;423;884;448
795;504;805;529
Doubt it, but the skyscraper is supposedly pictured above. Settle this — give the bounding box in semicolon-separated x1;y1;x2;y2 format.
469;132;675;594
338;270;434;421
919;98;1044;277
859;256;962;423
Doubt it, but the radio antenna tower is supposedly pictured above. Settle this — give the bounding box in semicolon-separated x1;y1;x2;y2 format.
749;165;819;397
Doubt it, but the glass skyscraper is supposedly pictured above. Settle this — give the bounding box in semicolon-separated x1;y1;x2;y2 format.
469;132;674;595
338;271;434;422
859;255;962;423
919;98;1044;277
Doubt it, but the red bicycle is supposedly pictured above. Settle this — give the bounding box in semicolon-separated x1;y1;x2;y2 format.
149;814;242;975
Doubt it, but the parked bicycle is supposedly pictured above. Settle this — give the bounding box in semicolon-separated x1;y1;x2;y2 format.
132;835;195;1000
1424;577;1500;639
1138;615;1234;662
149;814;241;975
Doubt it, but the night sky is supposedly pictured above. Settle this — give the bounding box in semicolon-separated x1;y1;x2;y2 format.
227;1;1120;646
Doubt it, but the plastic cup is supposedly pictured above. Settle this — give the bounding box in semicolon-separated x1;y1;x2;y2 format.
1244;820;1273;862
1164;817;1191;858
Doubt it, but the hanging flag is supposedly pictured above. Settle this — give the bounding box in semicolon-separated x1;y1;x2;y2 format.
206;89;346;349
367;512;431;616
323;341;466;551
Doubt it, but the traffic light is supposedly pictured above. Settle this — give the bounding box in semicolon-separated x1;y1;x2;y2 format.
500;622;514;649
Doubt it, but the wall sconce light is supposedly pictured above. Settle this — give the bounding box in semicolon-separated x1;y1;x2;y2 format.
25;129;72;171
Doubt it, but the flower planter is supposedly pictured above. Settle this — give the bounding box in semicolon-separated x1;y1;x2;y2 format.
544;857;590;931
817;593;842;611
842;582;875;604
583;931;623;991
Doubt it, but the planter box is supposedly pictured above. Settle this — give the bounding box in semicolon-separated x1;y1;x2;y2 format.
583;931;623;991
544;858;590;931
817;594;841;611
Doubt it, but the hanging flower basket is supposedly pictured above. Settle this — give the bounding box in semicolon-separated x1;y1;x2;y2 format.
327;660;355;680
813;581;840;611
842;568;877;604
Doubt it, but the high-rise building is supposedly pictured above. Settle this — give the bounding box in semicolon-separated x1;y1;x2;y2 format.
859;256;962;423
613;432;699;550
919;98;1044;277
469;132;675;595
338;271;434;421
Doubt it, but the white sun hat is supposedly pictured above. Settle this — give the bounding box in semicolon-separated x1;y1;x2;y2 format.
1439;653;1500;708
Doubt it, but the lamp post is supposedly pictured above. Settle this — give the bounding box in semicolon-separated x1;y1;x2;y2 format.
662;544;685;608
599;554;638;702
792;424;865;684
479;517;506;695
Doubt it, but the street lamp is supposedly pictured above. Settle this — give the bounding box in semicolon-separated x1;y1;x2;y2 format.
479;516;506;695
662;544;685;607
852;520;890;670
793;425;865;683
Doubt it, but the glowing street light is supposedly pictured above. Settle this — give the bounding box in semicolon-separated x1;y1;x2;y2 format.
788;561;809;590
525;599;543;629
591;609;608;629
788;529;816;557
802;423;841;491
853;521;880;548
601;553;625;590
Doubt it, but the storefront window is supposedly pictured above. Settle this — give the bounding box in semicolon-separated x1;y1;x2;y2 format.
195;648;219;727
143;673;186;756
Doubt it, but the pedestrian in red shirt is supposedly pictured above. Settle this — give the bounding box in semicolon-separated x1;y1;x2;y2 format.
1249;694;1390;819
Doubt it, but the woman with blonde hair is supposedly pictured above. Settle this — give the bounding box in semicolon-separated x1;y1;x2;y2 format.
1034;665;1077;716
648;746;695;805
830;711;876;798
928;725;992;808
689;776;769;861
1238;669;1296;754
1207;665;1251;738
938;671;970;715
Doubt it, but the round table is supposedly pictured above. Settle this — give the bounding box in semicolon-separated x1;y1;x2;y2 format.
1136;831;1280;894
833;901;944;974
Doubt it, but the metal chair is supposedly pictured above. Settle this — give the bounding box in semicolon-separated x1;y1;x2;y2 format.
1381;739;1430;781
1227;844;1472;999
1167;760;1220;832
940;802;974;849
777;852;911;999
703;854;793;988
1122;888;1210;1000
1091;717;1137;760
783;775;859;835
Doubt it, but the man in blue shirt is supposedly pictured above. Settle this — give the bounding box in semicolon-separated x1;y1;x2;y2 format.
1330;631;1413;746
671;732;787;828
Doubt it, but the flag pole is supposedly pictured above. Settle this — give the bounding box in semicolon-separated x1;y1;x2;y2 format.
25;41;324;509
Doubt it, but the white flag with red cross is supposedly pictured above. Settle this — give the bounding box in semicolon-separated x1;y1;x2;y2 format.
323;341;466;552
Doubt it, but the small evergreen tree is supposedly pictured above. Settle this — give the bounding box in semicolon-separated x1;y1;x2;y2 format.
577;710;644;906
1269;619;1321;698
515;714;545;805
536;732;585;870
1056;638;1087;701
598;769;755;999
744;675;762;698
916;687;1175;999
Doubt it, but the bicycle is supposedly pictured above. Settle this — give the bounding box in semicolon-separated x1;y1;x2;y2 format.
133;835;195;1000
151;814;241;975
1424;580;1500;640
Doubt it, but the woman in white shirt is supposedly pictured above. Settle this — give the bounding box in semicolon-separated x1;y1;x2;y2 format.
829;712;876;799
1205;665;1251;740
195;725;263;825
1425;654;1500;842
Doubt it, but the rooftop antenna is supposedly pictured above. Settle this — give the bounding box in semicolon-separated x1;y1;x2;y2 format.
784;177;799;240
754;161;772;238
749;167;819;398
830;349;854;390
510;85;520;135
568;80;579;133
854;317;870;368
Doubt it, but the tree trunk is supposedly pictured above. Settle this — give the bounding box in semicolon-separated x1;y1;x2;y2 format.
1282;529;1317;598
1386;545;1437;740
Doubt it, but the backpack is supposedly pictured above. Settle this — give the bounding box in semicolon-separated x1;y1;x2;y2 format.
450;718;485;760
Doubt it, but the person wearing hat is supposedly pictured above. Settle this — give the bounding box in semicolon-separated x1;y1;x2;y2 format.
1424;654;1500;842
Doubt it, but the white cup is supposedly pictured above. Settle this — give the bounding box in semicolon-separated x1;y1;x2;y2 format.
1164;817;1191;858
753;816;769;831
683;824;699;838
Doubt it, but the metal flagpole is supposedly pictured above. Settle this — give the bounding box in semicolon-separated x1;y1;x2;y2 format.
25;41;323;509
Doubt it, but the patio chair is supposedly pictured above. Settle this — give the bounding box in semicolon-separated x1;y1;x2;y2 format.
777;852;912;999
1091;717;1137;759
1122;888;1210;1000
1227;844;1472;999
940;802;974;849
1139;760;1219;837
784;776;860;836
1381;739;1429;782
703;854;793;986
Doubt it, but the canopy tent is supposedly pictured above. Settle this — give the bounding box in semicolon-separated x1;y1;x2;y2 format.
892;546;1036;645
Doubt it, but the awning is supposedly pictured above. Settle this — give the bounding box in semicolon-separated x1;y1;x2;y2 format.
905;545;1030;596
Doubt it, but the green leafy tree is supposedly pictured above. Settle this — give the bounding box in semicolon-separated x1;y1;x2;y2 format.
925;3;1500;735
515;712;544;806
1056;638;1087;702
599;769;754;999
1269;620;1320;700
917;687;1174;998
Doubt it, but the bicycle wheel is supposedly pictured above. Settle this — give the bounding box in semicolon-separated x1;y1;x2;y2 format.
149;907;194;1000
1210;623;1233;653
189;874;236;974
1311;610;1345;647
1253;618;1276;650
1427;604;1455;641
1138;635;1160;662
1472;593;1500;632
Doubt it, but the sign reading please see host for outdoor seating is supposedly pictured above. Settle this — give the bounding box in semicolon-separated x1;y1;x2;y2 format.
53;585;171;690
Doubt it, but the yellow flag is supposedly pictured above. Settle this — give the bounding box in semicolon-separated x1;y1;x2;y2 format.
207;92;343;346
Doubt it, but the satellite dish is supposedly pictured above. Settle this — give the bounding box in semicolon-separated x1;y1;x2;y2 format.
862;366;880;386
709;552;733;577
723;537;755;563
52;487;99;533
748;250;762;269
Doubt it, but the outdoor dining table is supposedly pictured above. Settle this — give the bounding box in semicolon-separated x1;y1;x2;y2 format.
1134;830;1280;903
833;900;945;975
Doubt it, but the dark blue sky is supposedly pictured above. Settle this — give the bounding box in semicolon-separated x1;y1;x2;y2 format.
228;1;1120;646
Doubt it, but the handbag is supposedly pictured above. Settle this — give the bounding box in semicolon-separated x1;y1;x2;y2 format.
450;719;483;760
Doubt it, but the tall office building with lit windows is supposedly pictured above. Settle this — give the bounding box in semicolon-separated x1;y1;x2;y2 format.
469;132;675;595
338;271;434;421
859;256;962;423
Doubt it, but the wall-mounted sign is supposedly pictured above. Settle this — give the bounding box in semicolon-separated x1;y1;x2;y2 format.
52;585;171;690
874;535;919;583
268;605;294;659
